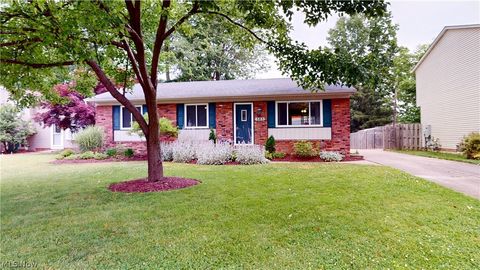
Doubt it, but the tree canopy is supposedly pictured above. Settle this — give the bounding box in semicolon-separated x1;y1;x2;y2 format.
168;17;269;81
33;84;96;132
0;0;387;181
327;12;398;132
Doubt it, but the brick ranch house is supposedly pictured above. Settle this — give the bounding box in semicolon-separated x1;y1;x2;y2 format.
89;78;354;155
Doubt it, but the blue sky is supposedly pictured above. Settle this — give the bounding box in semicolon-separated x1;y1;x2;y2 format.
257;0;480;78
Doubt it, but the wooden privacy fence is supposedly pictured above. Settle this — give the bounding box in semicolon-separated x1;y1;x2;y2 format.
351;123;422;150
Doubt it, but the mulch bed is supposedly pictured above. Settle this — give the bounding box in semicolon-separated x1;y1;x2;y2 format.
272;155;364;162
51;156;147;164
108;177;200;193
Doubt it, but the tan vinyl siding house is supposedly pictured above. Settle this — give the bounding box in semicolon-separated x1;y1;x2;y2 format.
413;24;480;150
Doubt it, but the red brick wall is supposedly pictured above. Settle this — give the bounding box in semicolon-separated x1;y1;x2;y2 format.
254;101;268;145
95;98;350;156
95;106;114;146
157;104;177;125
274;98;350;156
215;102;234;142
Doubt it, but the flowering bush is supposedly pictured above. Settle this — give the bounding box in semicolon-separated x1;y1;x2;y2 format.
197;142;233;165
160;142;174;161
235;145;269;165
172;141;197;163
319;151;344;162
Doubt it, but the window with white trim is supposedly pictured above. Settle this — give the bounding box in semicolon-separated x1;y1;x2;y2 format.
185;104;208;128
121;106;143;129
276;101;322;127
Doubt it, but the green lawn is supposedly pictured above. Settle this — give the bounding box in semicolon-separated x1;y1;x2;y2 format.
393;150;480;165
1;153;479;269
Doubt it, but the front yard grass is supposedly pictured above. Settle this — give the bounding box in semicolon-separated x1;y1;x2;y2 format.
394;149;480;165
1;153;479;269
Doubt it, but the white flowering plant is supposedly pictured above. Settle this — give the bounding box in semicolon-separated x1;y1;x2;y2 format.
319;151;344;162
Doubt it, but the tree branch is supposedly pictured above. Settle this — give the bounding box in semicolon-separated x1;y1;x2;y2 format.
0;37;42;47
198;10;268;45
162;1;199;41
0;59;74;68
150;0;172;87
86;59;149;136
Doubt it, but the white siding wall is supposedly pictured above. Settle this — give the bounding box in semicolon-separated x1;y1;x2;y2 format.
268;127;331;140
114;129;210;142
416;27;480;149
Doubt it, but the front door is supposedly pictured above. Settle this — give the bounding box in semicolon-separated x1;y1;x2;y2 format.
51;124;64;149
234;103;253;144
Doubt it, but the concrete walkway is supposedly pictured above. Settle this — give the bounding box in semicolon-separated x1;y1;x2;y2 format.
359;149;480;199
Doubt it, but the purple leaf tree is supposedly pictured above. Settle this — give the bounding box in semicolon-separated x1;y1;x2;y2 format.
34;84;95;133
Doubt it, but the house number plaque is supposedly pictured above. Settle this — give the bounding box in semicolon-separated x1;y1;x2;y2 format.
255;117;266;122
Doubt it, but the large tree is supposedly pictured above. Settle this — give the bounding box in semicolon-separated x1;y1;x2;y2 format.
169;17;269;81
394;45;428;123
0;0;387;182
327;12;398;132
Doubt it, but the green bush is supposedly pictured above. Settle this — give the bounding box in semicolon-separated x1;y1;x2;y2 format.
105;148;117;157
208;129;217;143
131;116;178;138
75;126;104;152
265;135;276;153
293;141;315;157
93;152;108;160
56;149;75;160
265;151;286;160
60;149;75;157
459;132;480;159
78;151;96;159
124;148;134;158
64;154;79;160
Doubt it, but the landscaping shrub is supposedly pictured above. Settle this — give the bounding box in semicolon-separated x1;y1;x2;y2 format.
105;148;117;157
319;151;344;162
265;135;276;153
235;145;269;165
172;141;196;163
75;126;104;152
208;129;217;144
78;151;96;159
159;117;179;137
64;154;79;160
56;149;75;159
293;141;315;157
459;132;480;159
124;148;135;158
93;152;108;160
197;142;233;165
160;142;174;161
61;149;75;157
265;151;286;160
130;116;178;138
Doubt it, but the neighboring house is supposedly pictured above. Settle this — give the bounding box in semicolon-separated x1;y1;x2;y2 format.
0;87;75;151
89;78;354;155
413;24;480;150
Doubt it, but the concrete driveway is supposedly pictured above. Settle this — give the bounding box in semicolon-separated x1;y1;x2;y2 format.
358;149;480;199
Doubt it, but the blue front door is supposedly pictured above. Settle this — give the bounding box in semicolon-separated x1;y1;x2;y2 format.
235;104;253;144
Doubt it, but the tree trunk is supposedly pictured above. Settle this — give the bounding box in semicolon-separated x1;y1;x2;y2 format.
146;101;164;182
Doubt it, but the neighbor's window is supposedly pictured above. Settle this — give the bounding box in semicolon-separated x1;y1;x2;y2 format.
121;106;143;129
185;104;208;128
276;101;322;126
